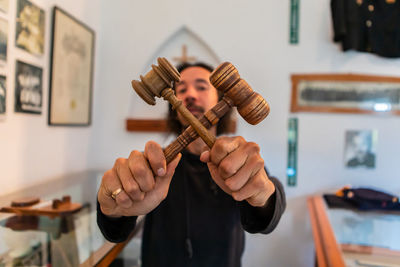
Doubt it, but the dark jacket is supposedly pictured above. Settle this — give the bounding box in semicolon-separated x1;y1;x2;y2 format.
324;187;400;211
97;150;286;267
331;0;400;58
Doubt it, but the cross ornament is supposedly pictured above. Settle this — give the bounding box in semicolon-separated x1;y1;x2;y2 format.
173;45;196;64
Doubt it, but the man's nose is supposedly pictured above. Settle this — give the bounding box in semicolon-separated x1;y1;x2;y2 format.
184;86;198;103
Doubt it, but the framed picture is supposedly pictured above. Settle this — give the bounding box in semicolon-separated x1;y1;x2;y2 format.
15;0;45;56
0;0;8;13
48;7;95;126
0;17;8;63
344;130;377;169
291;74;400;115
0;75;5;115
15;60;43;114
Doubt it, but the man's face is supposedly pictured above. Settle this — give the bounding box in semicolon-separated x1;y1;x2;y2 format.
175;66;219;127
353;134;369;161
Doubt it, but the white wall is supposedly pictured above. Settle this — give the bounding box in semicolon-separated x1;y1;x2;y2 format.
0;0;101;194
91;0;400;266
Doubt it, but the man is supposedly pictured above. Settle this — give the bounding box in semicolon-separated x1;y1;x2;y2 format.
97;62;286;267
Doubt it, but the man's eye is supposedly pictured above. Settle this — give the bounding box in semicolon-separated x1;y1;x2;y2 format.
196;86;206;91
176;88;186;94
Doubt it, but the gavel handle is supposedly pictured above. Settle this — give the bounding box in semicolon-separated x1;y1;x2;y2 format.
164;97;234;164
161;88;216;148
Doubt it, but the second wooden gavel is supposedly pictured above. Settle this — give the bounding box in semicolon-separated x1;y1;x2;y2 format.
131;58;270;164
164;62;270;163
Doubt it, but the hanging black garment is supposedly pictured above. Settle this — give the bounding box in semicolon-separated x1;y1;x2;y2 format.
331;0;400;58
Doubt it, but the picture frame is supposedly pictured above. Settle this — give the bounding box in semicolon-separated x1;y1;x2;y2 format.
0;75;6;115
16;0;45;56
344;130;377;169
0;0;8;13
48;7;95;126
290;74;400;115
0;17;8;63
15;60;43;114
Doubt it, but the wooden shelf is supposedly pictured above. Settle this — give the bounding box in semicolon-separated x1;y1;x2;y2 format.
126;119;169;132
126;118;237;133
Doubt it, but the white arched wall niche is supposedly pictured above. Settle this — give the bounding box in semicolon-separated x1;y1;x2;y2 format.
127;25;221;120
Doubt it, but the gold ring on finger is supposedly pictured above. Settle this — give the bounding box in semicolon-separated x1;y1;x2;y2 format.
111;188;122;200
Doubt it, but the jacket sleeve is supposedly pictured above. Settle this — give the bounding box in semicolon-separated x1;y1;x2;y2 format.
238;176;286;234
96;200;138;243
331;0;347;42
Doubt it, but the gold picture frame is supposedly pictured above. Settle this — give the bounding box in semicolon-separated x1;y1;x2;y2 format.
291;74;400;115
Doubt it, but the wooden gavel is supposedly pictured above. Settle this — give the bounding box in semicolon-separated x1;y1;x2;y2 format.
131;57;270;163
132;58;216;148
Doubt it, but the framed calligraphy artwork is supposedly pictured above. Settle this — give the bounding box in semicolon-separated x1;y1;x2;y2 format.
48;7;95;126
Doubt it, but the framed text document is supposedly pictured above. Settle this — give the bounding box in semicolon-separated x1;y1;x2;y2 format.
48;7;95;126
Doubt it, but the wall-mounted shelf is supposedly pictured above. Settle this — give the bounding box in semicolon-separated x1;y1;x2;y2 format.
126;118;236;133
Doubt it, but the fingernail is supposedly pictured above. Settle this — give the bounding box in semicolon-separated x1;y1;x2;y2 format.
157;168;166;176
200;151;209;162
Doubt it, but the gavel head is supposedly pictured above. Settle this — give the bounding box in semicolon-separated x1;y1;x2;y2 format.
131;57;180;105
210;62;270;125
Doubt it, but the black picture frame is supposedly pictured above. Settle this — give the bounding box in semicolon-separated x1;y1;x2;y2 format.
0;75;6;115
15;60;43;114
48;6;95;126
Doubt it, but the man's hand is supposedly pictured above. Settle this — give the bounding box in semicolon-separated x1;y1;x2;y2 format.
200;136;275;207
97;141;181;217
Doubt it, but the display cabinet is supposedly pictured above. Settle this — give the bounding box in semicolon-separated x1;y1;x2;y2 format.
308;195;400;267
0;171;143;267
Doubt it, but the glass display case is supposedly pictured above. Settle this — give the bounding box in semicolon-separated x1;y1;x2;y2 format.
308;195;400;267
0;170;143;267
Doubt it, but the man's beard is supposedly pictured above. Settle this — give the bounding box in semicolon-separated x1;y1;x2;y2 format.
179;103;205;127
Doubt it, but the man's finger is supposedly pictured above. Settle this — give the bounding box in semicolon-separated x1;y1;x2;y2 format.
210;136;244;165
114;190;133;209
207;161;232;195
98;169;126;215
231;169;274;207
200;150;210;162
149;153;182;204
216;144;249;179
117;158;145;201
224;154;264;191
144;141;167;177
129;150;155;192
231;171;263;202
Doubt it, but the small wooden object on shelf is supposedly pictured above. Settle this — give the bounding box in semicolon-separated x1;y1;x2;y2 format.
0;195;82;217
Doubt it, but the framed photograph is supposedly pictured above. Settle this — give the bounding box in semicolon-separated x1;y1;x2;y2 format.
291;74;400;115
0;0;8;13
16;0;45;56
15;60;42;114
344;130;377;169
0;75;5;115
0;17;8;62
48;7;95;126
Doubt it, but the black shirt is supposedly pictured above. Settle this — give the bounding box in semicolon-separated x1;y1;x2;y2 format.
97;150;286;267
